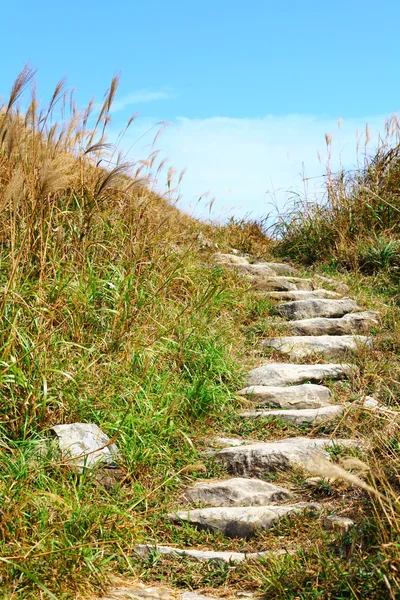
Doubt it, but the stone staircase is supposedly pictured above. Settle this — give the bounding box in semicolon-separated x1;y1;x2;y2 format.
98;253;378;600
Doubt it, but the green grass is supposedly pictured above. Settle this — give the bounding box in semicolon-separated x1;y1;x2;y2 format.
2;68;400;599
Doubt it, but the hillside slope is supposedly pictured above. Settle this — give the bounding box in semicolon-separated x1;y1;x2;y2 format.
1;70;399;600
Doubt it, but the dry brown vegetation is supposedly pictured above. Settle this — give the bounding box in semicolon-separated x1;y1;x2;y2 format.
1;66;400;599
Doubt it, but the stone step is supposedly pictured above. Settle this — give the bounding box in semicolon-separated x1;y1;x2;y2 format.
231;263;277;276
234;263;297;277
251;276;314;291
238;383;332;409
215;436;357;476
262;335;372;360
214;254;297;276
214;253;250;266
265;289;342;301
182;477;293;506
170;503;321;539
313;274;350;294
280;311;379;336
246;362;354;387
239;405;343;426
278;298;361;320
98;583;233;600
256;262;297;276
211;436;248;447
135;543;274;563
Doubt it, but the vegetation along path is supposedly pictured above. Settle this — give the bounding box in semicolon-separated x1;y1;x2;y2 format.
2;72;400;599
99;252;398;600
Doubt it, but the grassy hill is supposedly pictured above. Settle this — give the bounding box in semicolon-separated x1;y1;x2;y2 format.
1;69;400;599
0;68;273;598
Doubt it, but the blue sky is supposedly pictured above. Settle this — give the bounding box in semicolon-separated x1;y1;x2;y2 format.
1;0;400;218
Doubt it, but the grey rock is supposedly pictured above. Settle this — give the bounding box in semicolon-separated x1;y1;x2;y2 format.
280;311;379;336
239;405;343;426
238;384;332;409
263;335;372;359
212;437;248;447
246;362;354;387
278;298;361;320
251;276;314;292
197;232;217;249
51;423;119;472
214;253;249;265
183;477;293;506
99;587;171;600
265;289;342;301
170;503;321;539
234;263;276;276
313;275;350;294
257;262;297;275
215;436;354;476
135;544;270;563
324;515;354;533
363;396;379;408
182;594;232;600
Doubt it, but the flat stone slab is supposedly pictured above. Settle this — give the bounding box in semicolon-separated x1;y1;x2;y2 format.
266;289;342;301
263;335;372;359
215;436;355;476
170;503;320;539
135;544;270;563
51;423;119;472
212;437;248;447
98;584;232;600
257;262;297;275
313;275;350;294
183;477;293;506
246;362;354;387
251;276;314;291
234;263;277;276
278;298;361;320
280;311;379;336
217;260;296;276
214;253;249;265
238;384;332;409
239;405;343;426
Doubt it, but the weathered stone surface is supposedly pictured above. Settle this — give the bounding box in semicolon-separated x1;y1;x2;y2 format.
214;253;249;265
215;436;353;476
170;503;320;539
182;594;231;600
234;263;276;276
278;298;361;320
239;405;343;426
98;584;227;600
51;423;119;472
246;362;354;387
212;437;248;447
197;232;217;249
324;515;354;533
263;335;372;359
183;477;293;506
266;289;342;301
251;276;314;292
363;396;379;408
238;384;332;409
280;311;379;336
313;275;349;294
99;584;173;600
135;544;270;563
257;262;297;275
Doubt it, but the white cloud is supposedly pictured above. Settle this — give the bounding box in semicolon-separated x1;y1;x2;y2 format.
115;113;392;221
111;89;175;112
